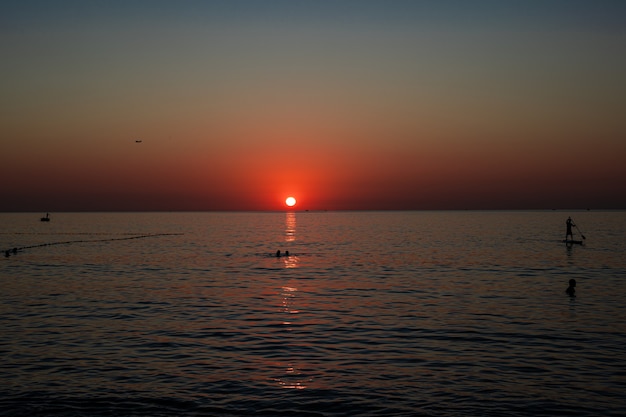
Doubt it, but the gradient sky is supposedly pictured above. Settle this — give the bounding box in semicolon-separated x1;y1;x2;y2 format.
2;0;625;211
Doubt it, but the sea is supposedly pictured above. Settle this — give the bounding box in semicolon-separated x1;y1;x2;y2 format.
1;211;625;417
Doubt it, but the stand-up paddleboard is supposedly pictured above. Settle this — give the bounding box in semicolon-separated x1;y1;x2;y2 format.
564;217;586;245
563;239;583;245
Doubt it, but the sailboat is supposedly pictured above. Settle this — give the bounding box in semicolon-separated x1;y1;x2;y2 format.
40;213;50;222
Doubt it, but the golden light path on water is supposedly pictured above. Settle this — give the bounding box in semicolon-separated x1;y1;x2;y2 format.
272;212;306;389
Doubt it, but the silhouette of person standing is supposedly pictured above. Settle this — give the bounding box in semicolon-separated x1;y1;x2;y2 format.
566;279;576;296
565;217;575;241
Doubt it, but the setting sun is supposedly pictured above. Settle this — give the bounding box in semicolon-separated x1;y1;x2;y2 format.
285;196;297;207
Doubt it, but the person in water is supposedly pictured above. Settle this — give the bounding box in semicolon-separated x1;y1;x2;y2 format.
565;217;575;241
566;279;576;296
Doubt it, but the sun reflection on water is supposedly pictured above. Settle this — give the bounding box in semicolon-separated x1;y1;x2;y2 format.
282;212;299;268
281;286;299;316
285;212;296;242
269;285;312;389
281;254;299;269
272;363;309;390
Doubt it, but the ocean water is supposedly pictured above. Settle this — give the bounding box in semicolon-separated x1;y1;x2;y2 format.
1;211;625;416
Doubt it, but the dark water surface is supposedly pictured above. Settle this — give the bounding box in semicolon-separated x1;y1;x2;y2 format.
1;211;625;416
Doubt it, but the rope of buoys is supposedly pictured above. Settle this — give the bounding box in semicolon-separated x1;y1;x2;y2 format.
1;232;163;236
3;233;183;257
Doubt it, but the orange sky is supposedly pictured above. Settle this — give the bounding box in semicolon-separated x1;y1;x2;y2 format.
2;1;626;211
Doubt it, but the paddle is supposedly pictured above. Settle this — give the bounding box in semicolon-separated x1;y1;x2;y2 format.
574;223;586;240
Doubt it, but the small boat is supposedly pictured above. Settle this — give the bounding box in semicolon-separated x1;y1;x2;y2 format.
40;213;50;222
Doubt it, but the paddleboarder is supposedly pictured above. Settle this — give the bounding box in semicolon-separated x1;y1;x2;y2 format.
565;217;575;241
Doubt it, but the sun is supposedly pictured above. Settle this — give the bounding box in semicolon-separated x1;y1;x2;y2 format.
285;196;297;207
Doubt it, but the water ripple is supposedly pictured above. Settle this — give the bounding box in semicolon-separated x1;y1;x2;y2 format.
2;211;626;416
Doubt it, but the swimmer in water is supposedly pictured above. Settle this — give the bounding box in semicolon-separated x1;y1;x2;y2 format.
566;278;576;296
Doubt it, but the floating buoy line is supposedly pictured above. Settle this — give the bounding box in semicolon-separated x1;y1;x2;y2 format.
4;233;183;257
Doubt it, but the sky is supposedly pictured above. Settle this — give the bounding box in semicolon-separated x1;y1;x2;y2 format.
2;0;625;211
